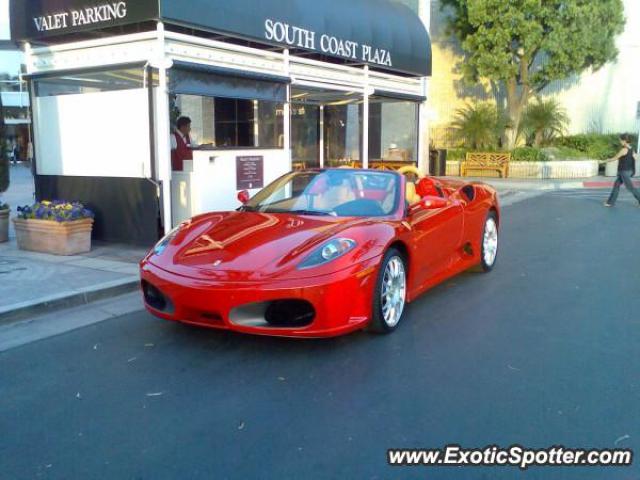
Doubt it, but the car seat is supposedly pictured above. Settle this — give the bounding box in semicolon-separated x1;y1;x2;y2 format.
416;177;443;198
405;181;422;205
316;181;356;210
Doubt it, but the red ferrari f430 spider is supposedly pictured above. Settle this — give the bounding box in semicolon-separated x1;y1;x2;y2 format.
140;167;500;337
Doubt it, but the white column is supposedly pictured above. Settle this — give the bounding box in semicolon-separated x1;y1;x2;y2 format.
418;77;430;175
283;49;292;170
155;22;173;233
418;0;431;175
319;105;325;168
362;66;370;169
23;42;33;75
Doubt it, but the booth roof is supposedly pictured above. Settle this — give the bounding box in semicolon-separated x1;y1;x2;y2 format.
11;0;432;77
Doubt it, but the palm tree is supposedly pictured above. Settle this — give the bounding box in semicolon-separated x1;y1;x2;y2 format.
521;98;569;147
450;103;501;150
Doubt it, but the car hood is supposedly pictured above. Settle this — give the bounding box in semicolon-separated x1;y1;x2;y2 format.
148;211;375;281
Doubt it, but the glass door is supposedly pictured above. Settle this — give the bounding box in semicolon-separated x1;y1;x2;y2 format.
291;103;320;170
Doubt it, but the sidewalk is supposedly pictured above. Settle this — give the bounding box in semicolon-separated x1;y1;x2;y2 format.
0;164;147;323
0;241;147;323
452;175;640;192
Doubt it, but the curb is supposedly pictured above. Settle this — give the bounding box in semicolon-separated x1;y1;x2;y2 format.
0;277;141;325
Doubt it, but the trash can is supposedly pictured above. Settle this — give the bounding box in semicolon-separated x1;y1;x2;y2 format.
429;149;447;176
429;149;438;175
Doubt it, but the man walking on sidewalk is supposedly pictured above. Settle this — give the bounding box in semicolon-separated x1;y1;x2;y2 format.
601;134;640;207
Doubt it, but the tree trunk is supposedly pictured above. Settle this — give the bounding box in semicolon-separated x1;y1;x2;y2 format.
503;78;530;150
533;129;544;148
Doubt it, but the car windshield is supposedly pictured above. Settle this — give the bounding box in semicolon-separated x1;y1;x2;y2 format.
243;170;400;217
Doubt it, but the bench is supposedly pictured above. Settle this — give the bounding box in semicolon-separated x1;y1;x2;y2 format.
461;152;511;178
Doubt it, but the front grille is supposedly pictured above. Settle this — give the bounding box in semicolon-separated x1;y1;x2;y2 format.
229;300;316;328
265;300;315;327
142;280;173;313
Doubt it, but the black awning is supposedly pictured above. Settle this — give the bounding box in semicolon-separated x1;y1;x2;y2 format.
11;0;432;77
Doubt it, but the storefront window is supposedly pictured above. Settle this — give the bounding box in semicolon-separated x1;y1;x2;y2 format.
369;99;418;163
324;104;362;167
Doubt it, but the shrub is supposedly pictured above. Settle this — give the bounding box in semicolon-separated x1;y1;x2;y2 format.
521;98;569;147
445;149;469;161
511;147;550;162
17;201;95;222
450;103;502;150
542;147;589;160
554;133;638;160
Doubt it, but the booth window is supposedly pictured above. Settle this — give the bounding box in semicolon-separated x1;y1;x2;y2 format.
173;96;283;148
170;65;285;149
34;68;155;97
32;67;155;178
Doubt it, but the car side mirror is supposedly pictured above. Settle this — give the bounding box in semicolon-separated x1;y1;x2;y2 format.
237;190;250;205
420;195;448;210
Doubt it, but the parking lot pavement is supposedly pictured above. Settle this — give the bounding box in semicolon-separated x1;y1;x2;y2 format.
1;189;638;479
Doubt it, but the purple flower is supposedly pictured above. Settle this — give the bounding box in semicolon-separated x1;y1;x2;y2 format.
18;200;94;222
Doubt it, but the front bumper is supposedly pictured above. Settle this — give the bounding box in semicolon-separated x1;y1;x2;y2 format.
139;258;381;338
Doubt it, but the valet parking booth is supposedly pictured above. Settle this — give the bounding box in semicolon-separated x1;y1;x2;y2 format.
11;0;432;245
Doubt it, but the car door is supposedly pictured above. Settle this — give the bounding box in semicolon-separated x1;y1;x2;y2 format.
406;195;464;288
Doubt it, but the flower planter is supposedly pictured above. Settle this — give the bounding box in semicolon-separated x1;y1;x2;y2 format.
13;217;94;255
449;160;599;179
0;208;9;243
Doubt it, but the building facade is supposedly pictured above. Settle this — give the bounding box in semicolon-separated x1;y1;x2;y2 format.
428;0;640;148
1;0;30;160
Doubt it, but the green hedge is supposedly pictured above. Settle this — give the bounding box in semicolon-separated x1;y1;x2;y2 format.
511;147;550;162
443;133;638;164
552;133;638;160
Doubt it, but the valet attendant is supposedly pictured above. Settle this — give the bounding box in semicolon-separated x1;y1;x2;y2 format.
171;116;194;171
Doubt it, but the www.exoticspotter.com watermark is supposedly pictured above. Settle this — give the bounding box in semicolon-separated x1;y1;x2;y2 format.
388;445;633;470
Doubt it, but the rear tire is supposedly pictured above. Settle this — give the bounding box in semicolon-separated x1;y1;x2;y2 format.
478;211;499;272
368;248;407;334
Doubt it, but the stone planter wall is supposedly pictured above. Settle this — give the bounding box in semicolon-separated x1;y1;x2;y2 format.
446;161;461;176
13;218;94;255
446;160;599;179
0;208;9;243
510;160;599;179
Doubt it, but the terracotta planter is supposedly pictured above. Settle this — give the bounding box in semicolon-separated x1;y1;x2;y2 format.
13;217;94;255
0;208;9;243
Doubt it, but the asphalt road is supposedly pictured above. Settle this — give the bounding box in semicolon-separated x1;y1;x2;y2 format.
1;189;639;480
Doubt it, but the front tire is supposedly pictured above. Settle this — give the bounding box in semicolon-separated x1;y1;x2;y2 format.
479;211;499;272
369;248;407;334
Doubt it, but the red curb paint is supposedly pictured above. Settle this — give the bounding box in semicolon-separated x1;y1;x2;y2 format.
583;181;640;189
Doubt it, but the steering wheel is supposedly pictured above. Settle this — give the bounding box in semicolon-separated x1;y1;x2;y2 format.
397;165;424;179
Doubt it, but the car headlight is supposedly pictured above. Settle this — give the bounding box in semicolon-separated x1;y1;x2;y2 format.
153;225;181;256
298;238;356;269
